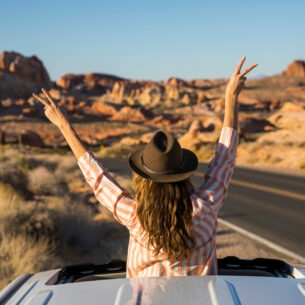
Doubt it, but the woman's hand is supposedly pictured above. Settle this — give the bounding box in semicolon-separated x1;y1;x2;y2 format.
32;88;69;129
226;56;258;99
32;88;87;159
223;57;258;130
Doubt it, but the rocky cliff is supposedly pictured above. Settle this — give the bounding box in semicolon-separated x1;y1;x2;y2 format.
1;51;305;172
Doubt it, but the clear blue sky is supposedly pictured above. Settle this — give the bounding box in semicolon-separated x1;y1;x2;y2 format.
1;0;304;81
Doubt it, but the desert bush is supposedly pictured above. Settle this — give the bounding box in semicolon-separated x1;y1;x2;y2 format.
0;233;60;290
55;202;102;253
54;155;78;175
15;155;31;173
0;159;29;196
54;155;84;190
0;182;24;214
44;194;70;210
0;200;57;242
33;153;68;172
0;194;115;290
27;166;67;195
0;148;130;291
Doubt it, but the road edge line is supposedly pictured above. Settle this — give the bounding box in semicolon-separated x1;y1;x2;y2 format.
218;218;305;264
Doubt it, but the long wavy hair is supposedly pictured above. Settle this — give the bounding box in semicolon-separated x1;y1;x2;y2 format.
132;173;195;261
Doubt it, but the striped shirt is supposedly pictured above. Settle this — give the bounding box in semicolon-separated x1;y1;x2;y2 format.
78;127;239;278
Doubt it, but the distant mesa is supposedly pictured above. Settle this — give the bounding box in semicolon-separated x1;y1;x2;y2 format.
0;51;52;98
55;73;127;94
282;60;305;78
1;50;305;100
1;51;305;172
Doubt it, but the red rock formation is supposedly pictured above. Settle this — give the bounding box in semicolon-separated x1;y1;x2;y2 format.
111;106;154;122
111;81;125;101
20;130;45;147
0;129;45;147
239;99;283;112
166;77;189;87
56;73;126;92
55;74;85;90
110;80;154;101
282;60;305;77
91;102;118;117
0;51;51;87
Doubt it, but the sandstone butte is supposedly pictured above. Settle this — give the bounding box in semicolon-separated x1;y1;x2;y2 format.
1;51;305;173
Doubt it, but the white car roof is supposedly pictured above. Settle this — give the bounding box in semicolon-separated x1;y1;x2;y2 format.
2;269;305;305
2;258;305;305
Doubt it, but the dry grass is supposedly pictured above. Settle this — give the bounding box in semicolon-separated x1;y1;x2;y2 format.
27;166;64;195
0;235;59;288
0;182;23;213
0;148;129;291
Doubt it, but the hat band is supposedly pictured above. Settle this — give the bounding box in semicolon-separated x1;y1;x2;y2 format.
141;155;185;175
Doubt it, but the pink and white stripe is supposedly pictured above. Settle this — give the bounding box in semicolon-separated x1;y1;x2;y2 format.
78;127;239;278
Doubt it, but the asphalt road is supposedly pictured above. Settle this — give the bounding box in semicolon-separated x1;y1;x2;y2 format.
101;158;305;260
194;163;305;259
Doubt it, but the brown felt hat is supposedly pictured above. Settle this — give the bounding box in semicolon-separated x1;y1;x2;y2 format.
128;130;198;182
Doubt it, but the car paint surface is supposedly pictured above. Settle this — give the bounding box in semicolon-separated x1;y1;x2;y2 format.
1;268;305;305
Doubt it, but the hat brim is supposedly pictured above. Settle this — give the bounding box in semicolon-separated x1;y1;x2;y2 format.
128;148;198;183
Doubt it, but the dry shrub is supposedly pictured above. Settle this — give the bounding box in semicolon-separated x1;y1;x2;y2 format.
0;160;29;196
2;201;57;241
95;219;129;262
54;155;85;190
0;234;60;290
54;155;78;177
0;196;110;289
0;149;129;289
27;166;66;195
44;194;70;210
1;193;97;253
55;202;102;257
33;153;77;176
0;182;24;215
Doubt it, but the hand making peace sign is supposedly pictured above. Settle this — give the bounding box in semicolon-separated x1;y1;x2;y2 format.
226;56;258;98
32;89;69;129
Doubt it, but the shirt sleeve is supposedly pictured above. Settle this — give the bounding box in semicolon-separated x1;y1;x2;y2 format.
195;127;239;213
77;152;137;227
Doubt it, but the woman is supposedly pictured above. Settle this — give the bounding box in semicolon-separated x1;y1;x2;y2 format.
33;57;257;277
